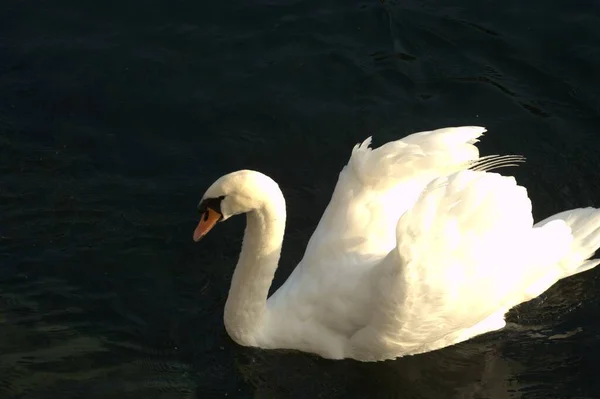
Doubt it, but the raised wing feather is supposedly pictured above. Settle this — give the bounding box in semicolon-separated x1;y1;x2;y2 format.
299;126;491;269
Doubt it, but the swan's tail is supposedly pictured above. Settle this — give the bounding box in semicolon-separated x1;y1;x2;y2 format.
535;207;600;278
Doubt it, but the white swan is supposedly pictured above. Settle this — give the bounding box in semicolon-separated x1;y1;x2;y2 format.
193;126;600;362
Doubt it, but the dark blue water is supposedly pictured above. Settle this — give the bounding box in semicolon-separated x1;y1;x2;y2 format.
2;0;600;397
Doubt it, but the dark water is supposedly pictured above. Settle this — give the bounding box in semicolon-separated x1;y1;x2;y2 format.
2;0;600;397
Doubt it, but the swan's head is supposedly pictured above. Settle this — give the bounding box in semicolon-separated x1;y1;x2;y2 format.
193;170;280;242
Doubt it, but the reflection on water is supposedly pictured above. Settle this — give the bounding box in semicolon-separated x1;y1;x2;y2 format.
236;338;522;399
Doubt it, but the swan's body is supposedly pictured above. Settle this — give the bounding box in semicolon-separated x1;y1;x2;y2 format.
194;126;600;361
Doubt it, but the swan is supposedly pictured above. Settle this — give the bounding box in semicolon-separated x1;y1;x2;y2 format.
193;126;600;362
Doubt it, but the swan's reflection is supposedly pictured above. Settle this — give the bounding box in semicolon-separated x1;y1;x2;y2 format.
233;332;523;399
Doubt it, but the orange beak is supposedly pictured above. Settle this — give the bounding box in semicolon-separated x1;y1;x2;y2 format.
193;208;222;242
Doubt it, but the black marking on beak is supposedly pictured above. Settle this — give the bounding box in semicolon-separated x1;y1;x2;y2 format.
198;195;226;216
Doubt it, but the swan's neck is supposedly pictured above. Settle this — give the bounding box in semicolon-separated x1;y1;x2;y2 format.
223;194;286;346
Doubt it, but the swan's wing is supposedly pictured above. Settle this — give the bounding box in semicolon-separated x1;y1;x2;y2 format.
266;130;524;352
300;126;509;268
267;127;492;343
355;170;573;357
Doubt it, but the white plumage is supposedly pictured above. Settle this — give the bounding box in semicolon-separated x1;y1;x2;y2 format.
193;126;600;361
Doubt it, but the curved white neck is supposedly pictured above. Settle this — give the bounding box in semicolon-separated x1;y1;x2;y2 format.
223;191;286;346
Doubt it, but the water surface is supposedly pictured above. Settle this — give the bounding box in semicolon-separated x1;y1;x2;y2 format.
2;0;600;398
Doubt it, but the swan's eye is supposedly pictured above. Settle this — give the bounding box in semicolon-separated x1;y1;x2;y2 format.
197;195;226;214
